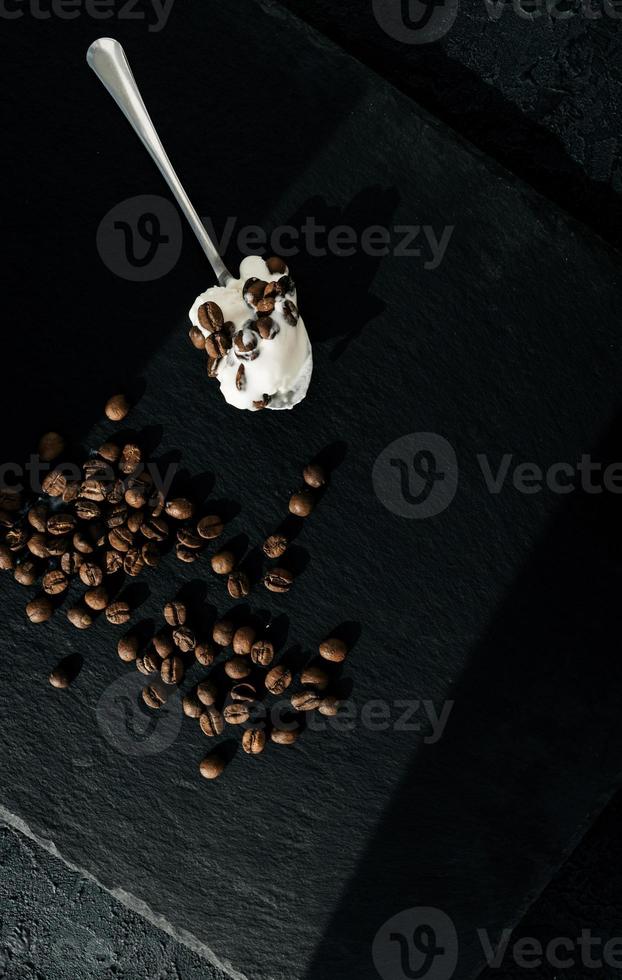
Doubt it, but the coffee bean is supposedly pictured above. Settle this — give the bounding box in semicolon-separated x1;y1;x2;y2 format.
124;486;147;509
38;431;65;462
319;638;347;663
136;652;159;675
256;316;279;340
199;707;224;737
256;297;275;315
223;702;250;725
303;462;326;488
47;513;76;536
118;634;139;662
242;729;266;754
27;534;49;559
183;694;203;718
231;683;257;702
199;752;226;779
289;488;315;517
252;395;271;411
224;655;251;680
233;328;259;360
211;550;235;575
189;324;206;350
153;630;174;658
212;618;235;647
127;511;145;534
265;665;292;695
14;561;38;586
105;503;126;529
46;536;70;558
124;549;145;577
243;278;267;307
75;500;101;521
266;256;287;275
0;545;14;571
164;601;186;626
98;441;120;464
195;642;216;667
0;488;22;512
82;458;109;479
42;570;68;595
79;562;102;587
271;728;298;745
276;275;295;296
26;597;53;623
197;514;224;540
104;393;131;421
62;481;80;504
177;527;203;549
173;626;196;653
42;470;66;497
119;443;141;475
106;601;131;625
319;696;340;716
61;551;84;575
263;568;294;593
141;516;168;541
108;526;133;552
197;680;218;706
236;364;246;390
280;299;299;326
84;586;109;611
300;666;329;690
49;664;71;689
80;478;107;503
161;656;184;685
207;356;221;378
233;625;256;656
176;544;200;563
142;683;167;709
6;527;28;551
197;300;224;332
251;640;274;667
28;505;48;533
67;606;93;630
73;531;94;555
227;570;250;599
166;498;194;520
103;550;123;575
262;534;288;559
291;691;321;711
106;479;126;505
206;330;232;359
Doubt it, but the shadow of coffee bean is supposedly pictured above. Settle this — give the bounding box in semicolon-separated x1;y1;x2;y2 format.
313;439;348;476
263;613;290;652
281;545;310;578
119;581;150;612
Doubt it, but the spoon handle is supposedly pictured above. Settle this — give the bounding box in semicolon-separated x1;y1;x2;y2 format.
87;37;232;286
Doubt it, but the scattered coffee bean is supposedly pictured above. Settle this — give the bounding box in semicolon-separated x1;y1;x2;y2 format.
233;625;256;656
242;729;266;755
197;514;224;540
61;551;84;575
262;534;288;559
75;499;101;521
271;728;298;745
124;486;147;509
42;570;68;595
251;640;274;667
231;682;257;702
164;601;186;626
38;431;65;462
84;586;109;611
236;364;245;390
80;478;107;503
303;462;326;488
197;300;224;332
276;275;295;296
124;549;145;577
153;630;174;658
47;514;76;537
199;752;226;779
280;299;299;326
199;707;225;737
166;498;194;520
103;550;123;575
224;703;250;725
224;655;251;680
173;626;196;653
291;691;321;712
256;316;278;340
211;550;235;575
141;516;168;541
161;656;184;685
301;666;329;690
206;330;232;359
79;562;103;587
27;534;49;559
289;488;315;517
257;296;275;315
207;356;221;378
106;601;131;625
189;324;206;350
105;393;131;421
14;561;38;586
28;505;48;533
46;537;69;558
49;663;72;689
0;488;22;512
319;638;347;663
195;642;216;667
319;696;340;716
176;544;200;563
26;597;53;623
177;527;203;549
6;527;28;550
0;545;14;571
62;482;80;504
136;653;159;675
263;568;294;593
227;570;250;599
183;694;203;718
233;328;259;360
109;526;133;552
141;542;160;567
98;441;120;464
118;634;139;662
67;606;93;630
73;531;94;555
252;395;271;411
142;683;167;709
119;443;141;475
127;511;145;534
106;503;127;528
42;470;67;498
266;256;287;275
196;680;218;706
243;278;267;307
265;665;292;695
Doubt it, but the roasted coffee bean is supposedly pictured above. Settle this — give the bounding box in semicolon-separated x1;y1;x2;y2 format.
173;626;196;653
227;570;250;599
256;316;278;340
233;328;259;360
108;526;134;552
79;562;102;587
106;479;126;505
291;691;321;712
250;640;274;667
189;324;206;350
236;364;246;390
0;509;17;529
127;510;145;534
27;534;49;559
14;561;37;586
196;680;218;706
28;505;48;533
231;682;257;702
49;664;71;689
243;278;267;307
119;443;141;475
266;256;287;275
73;531;94;555
224;655;251;680
303;462;326;488
80;478;107;503
106;503;127;528
271;727;299;745
301;666;330;690
161;656;184;685
6;527;28;551
0;488;22;512
212;618;235;647
98;441;120;464
103;550;123;575
319;637;347;663
197;514;224;540
26;597;53;624
280;299;299;326
265;665;292;695
136;652;159;675
211;550;235;575
252;395;271;411
197;300;224;332
62;481;80;504
142;683;167;709
206;330;232;359
38;431;65;462
84;586;109;611
319;696;340;716
75;499;101;521
82;457;109;479
176;544;200;563
141;542;160;567
42;469;67;497
183;694;203;718
263;281;278;298
263;568;294;593
224;702;249;725
233;625;256;656
106;601;131;625
61;551;84;575
141;516;168;541
118;634;139;662
262;534;288;559
164;601;186;626
199;706;224;737
125;486;147;509
0;545;13;571
47;513;76;536
42;570;68;595
67;605;93;630
242;729;266;755
276;274;295;296
207;356;221;378
289;488;315;517
194;642;216;667
153;630;174;658
177;527;203;549
124;549;145;577
105;393;131;421
166;498;194;520
46;536;69;557
199;752;226;779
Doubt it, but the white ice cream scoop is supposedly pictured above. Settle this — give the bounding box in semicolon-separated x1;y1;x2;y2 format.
87;38;313;411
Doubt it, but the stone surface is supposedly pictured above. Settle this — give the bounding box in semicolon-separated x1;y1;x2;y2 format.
2;2;622;980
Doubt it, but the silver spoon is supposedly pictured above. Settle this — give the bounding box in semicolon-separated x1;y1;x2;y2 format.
87;37;232;286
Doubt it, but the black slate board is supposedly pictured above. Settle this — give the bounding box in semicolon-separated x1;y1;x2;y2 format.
2;2;622;979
